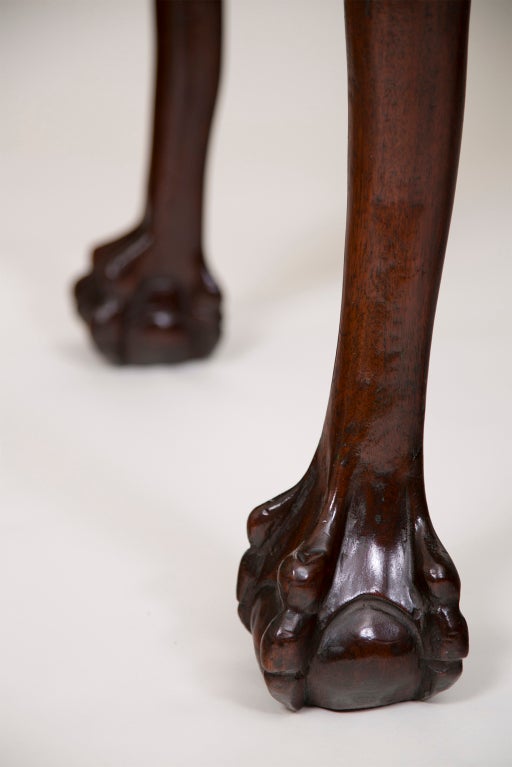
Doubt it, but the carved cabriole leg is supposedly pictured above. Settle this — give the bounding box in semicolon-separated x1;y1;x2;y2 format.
238;0;470;711
75;0;222;364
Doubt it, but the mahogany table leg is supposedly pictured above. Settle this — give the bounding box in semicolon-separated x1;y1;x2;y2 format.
74;0;222;364
238;0;470;711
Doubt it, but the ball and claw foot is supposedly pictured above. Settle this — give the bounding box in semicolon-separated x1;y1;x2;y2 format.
73;223;222;365
237;459;468;711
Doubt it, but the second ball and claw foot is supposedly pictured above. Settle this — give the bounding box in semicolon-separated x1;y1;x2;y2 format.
74;223;222;365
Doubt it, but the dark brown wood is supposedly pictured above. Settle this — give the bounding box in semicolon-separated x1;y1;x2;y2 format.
238;0;470;711
74;0;222;364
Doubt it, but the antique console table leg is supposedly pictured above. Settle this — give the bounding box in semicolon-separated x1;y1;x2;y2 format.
74;0;222;364
238;0;470;711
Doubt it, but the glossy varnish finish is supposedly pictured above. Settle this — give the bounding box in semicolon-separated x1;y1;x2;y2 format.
72;0;470;711
238;0;470;710
74;1;222;364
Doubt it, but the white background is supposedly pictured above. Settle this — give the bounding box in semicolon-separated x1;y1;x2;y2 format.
1;1;511;765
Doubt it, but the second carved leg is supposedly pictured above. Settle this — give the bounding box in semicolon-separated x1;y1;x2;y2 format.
238;0;470;711
74;1;222;364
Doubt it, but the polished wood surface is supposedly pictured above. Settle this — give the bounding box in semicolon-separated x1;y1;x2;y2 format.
238;0;470;711
73;0;470;711
75;0;222;364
